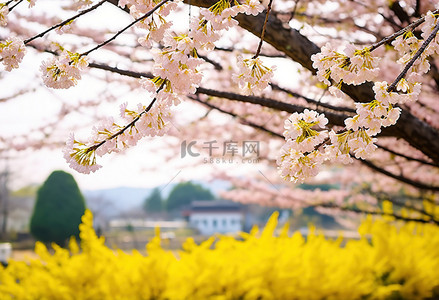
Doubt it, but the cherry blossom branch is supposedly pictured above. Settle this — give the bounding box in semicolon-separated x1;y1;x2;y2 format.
188;96;439;193
86;81;166;153
197;87;351;125
24;0;107;45
89;62;417;138
87;62;349;127
87;62;439;171
388;21;439;92
81;0;171;57
195;95;439;190
252;0;273;59
88;62;152;77
369;8;439;52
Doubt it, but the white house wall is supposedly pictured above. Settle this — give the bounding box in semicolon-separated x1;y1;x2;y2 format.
189;212;243;235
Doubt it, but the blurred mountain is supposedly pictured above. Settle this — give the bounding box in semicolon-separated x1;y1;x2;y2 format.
82;180;231;217
83;187;153;215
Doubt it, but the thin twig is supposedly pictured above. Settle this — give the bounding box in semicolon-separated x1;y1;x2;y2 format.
387;20;439;92
81;0;171;56
87;81;166;152
8;0;23;12
252;0;274;59
24;0;107;44
289;0;300;21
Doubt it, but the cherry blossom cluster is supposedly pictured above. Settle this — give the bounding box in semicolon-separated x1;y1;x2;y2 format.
0;3;8;26
40;51;89;89
120;0;179;48
233;55;275;95
325;129;377;164
278;10;439;183
392;14;439;79
63;134;102;174
422;11;439;54
0;37;26;71
0;0;37;26
312;44;380;92
27;0;37;7
63;90;171;174
277;110;328;183
0;0;99;74
192;0;274;96
69;0;93;10
147;44;204;95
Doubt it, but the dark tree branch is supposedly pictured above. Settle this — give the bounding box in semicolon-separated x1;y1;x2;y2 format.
8;0;23;12
317;203;439;225
376;144;439;168
215;46;286;58
414;0;421;18
360;159;439;192
189;95;284;138
389;1;411;25
194;87;349;126
253;0;273;59
198;54;222;70
371;190;437;220
270;83;356;114
368;8;439;52
274;11;383;40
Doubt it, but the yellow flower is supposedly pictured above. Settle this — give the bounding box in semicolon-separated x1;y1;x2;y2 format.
1;209;438;299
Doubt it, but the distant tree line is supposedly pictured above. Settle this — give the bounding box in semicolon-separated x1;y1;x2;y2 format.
143;181;215;213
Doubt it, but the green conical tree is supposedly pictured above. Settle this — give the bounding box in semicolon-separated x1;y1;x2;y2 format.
30;170;86;247
143;188;163;213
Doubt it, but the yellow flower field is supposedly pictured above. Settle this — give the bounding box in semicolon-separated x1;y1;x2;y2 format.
0;209;438;300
